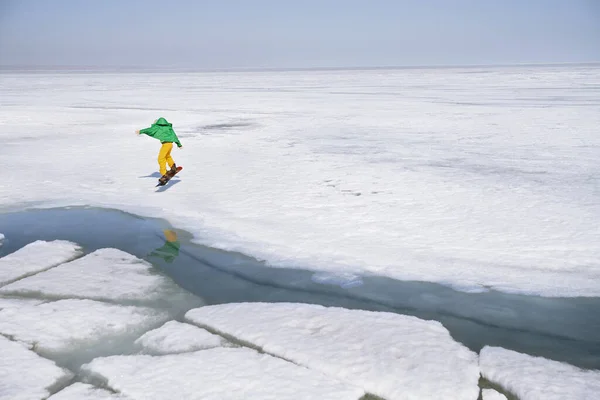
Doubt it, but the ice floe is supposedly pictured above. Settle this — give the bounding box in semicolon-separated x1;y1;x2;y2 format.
0;335;72;400
0;240;81;287
82;347;365;400
0;299;167;355
186;302;480;399
134;320;226;355
0;248;185;303
480;346;600;400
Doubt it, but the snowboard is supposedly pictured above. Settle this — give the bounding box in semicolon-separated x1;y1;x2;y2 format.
156;166;183;187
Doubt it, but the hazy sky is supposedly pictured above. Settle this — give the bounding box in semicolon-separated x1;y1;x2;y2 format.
1;0;599;68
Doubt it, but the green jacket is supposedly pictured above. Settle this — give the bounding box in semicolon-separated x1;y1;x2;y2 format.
139;117;182;147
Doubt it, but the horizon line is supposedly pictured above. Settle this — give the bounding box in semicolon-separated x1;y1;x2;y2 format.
1;61;599;73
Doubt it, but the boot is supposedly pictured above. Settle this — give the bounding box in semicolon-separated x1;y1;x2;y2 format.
158;174;169;185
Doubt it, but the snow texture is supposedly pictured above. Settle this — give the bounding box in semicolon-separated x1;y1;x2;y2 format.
480;346;600;400
0;66;599;297
82;347;365;400
0;296;44;310
0;299;167;355
134;320;226;355
0;233;4;245
0;335;73;400
185;302;480;399
0;240;81;287
47;383;129;400
482;389;508;400
0;248;182;302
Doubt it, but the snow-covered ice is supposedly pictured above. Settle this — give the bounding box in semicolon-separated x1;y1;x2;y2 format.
47;383;129;400
82;347;365;400
186;302;480;399
134;320;227;354
1;66;599;296
0;335;73;400
0;248;186;303
0;240;81;287
0;296;44;310
481;389;508;400
1;65;600;398
0;299;168;355
480;346;600;400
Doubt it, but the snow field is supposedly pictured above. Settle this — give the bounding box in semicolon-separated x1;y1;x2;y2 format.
1;66;599;297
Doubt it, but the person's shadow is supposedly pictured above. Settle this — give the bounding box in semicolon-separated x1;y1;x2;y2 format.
139;172;163;178
139;172;182;191
155;180;181;192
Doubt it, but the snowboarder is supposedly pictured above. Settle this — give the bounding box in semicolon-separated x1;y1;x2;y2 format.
136;117;183;184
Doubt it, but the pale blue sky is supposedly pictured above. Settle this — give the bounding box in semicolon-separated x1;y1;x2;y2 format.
1;0;599;68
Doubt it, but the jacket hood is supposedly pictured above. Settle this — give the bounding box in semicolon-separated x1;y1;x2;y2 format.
155;117;172;127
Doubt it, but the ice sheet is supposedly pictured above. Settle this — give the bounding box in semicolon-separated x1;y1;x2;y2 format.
1;67;599;297
47;383;129;400
82;347;364;400
482;389;508;400
480;346;600;400
0;248;184;302
0;299;167;355
0;240;81;287
0;335;73;400
185;302;480;399
134;320;226;355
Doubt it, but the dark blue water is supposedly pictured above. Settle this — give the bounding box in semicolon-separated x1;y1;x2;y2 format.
1;206;599;370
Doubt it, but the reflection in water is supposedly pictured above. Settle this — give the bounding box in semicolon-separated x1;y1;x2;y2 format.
149;230;181;263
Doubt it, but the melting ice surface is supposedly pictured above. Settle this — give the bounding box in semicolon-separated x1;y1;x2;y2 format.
2;207;600;370
1;207;600;399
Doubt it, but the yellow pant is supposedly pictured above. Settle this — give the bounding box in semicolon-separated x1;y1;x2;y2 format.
158;142;175;175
